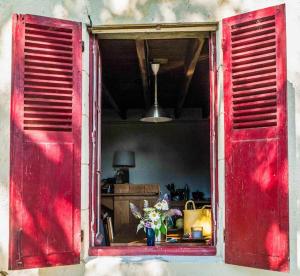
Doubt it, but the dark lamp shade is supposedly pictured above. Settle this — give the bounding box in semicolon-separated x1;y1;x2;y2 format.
113;151;135;167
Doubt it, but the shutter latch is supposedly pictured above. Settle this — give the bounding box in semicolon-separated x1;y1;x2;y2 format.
81;41;85;52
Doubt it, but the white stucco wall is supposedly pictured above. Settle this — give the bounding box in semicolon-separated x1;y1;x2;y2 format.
0;0;299;275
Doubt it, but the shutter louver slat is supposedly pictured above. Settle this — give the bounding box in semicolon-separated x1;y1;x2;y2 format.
232;93;276;104
231;59;276;73
25;60;72;70
25;92;73;100
25;41;72;51
232;66;276;79
233;106;277;117
23;22;73;132
24;66;73;75
232;87;277;98
25;47;73;57
230;14;278;130
25;53;73;63
25;34;73;45
25;27;73;39
24;85;72;94
24;22;73;33
25;73;73;82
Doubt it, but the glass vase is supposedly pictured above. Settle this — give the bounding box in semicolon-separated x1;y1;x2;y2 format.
155;231;161;243
146;227;155;246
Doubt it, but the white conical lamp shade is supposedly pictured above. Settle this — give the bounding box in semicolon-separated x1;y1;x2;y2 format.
140;105;172;122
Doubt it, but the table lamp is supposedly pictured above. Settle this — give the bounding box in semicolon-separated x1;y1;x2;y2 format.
113;151;135;184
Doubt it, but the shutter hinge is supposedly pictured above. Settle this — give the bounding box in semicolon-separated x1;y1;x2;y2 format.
81;230;84;242
81;41;85;52
223;228;226;243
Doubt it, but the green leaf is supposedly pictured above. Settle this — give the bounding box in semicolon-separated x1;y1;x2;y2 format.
155;228;159;237
160;224;167;235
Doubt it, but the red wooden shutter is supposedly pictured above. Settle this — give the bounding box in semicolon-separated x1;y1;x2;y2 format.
223;4;288;272
10;14;82;270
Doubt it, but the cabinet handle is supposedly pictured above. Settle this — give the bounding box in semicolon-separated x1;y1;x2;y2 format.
16;229;23;266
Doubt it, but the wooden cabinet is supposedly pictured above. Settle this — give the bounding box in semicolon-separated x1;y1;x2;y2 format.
101;184;160;243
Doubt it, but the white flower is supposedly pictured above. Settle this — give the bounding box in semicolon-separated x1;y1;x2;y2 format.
149;211;160;222
154;202;163;210
161;200;169;211
144;207;155;213
144;200;149;208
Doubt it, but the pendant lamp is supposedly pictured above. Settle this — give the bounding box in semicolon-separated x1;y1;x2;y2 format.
140;63;172;123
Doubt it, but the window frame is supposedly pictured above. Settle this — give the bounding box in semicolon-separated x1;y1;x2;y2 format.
88;24;219;256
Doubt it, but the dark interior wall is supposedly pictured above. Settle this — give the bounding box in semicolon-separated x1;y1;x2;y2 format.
101;120;210;198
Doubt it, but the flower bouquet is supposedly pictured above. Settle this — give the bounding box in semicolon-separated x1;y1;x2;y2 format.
129;194;182;245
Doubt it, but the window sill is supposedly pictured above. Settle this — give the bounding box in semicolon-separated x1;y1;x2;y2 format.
89;245;216;256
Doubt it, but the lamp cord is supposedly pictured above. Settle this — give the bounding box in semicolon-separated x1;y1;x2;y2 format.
154;72;158;106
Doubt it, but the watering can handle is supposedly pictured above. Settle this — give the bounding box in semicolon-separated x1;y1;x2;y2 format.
185;200;196;210
200;205;211;210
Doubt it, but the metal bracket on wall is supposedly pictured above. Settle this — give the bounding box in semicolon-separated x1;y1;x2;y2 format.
81;230;84;242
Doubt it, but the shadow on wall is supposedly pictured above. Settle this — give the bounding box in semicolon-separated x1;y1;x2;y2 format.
287;80;300;271
0;0;243;34
91;0;244;24
85;257;171;276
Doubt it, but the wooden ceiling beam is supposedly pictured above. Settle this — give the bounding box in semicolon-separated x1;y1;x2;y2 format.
89;22;218;39
95;32;209;40
135;40;151;109
175;38;205;118
102;84;127;119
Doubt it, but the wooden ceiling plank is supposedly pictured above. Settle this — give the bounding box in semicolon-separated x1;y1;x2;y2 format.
175;38;205;118
103;84;127;119
135;40;151;109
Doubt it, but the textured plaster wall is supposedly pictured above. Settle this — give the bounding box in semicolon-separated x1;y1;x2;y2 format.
0;0;299;275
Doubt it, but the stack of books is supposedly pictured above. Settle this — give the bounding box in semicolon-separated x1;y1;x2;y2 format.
97;213;114;246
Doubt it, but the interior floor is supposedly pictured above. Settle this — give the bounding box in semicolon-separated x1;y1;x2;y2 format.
98;37;212;246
